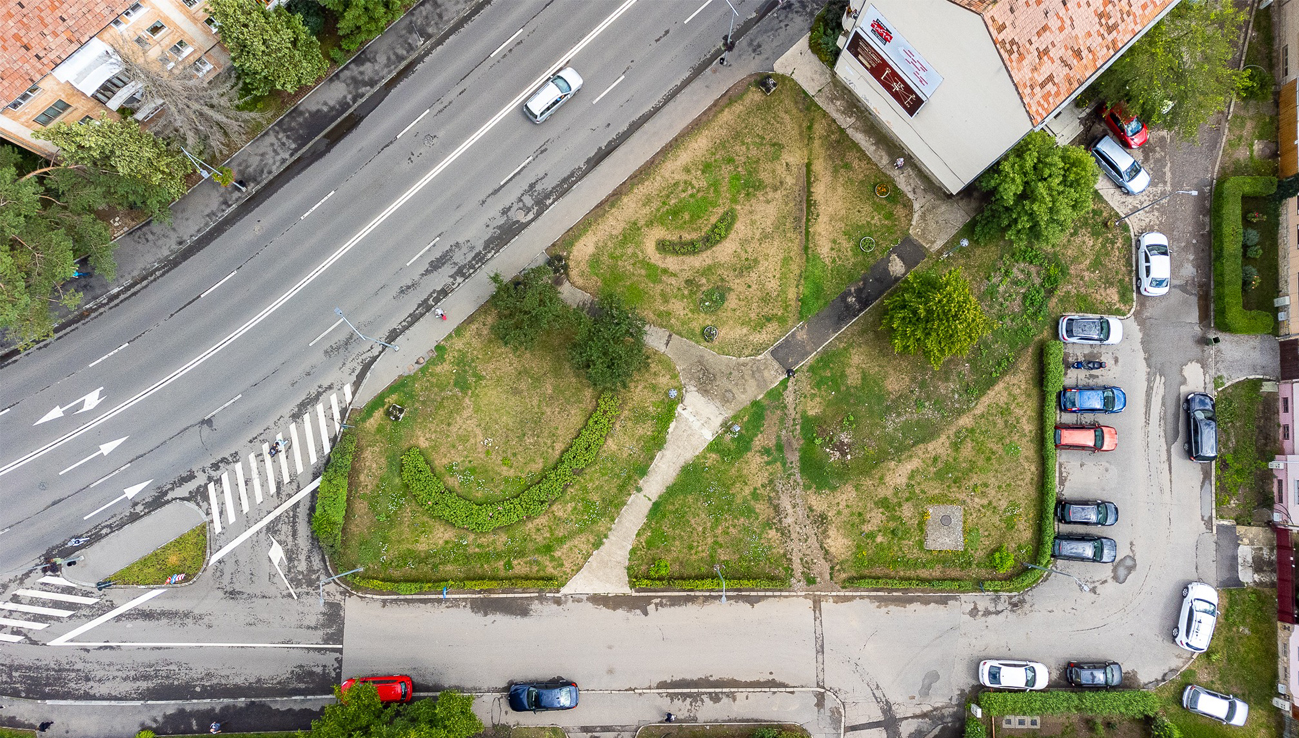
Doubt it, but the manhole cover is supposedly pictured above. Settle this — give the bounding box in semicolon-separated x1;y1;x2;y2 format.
940;514;952;526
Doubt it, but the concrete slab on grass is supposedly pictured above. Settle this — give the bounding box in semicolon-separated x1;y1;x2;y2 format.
924;505;964;551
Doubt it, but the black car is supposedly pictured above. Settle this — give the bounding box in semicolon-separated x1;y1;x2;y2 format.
508;681;579;712
1184;393;1218;462
1065;661;1123;688
1055;500;1119;527
1051;534;1117;563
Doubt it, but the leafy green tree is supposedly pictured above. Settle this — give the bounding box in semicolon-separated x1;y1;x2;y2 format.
208;0;328;96
309;683;388;738
973;131;1097;247
305;685;483;738
33;115;194;200
1092;0;1246;139
488;265;572;348
287;0;326;36
318;0;404;55
570;294;648;391
882;268;992;369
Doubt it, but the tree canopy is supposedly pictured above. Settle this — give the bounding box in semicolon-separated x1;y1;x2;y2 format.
488;265;572;349
307;684;483;738
33;115;194;200
1092;0;1246;139
973;130;1098;247
317;0;405;55
207;0;329;96
881;267;992;369
570;294;648;391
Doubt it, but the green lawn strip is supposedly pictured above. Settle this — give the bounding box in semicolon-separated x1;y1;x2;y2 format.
1215;379;1280;524
1239;197;1280;315
0;728;35;738
108;524;207;585
351;576;560;594
1155;587;1280;738
1213;177;1276;334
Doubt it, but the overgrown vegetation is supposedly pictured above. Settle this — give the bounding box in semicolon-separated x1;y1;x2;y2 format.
109;525;207;585
570;295;649;391
303;684;482;738
1212;177;1276;334
208;0;329;97
312;430;357;555
974;131;1099;247
1215;380;1279;524
808;0;849;68
979;690;1160;717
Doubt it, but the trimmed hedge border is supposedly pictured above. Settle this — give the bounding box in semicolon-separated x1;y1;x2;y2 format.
978;690;1160;717
842;577;979;591
402;393;620;532
631;577;788;590
310;430;357;556
656;208;737;255
1213;176;1276;334
352;576;560;594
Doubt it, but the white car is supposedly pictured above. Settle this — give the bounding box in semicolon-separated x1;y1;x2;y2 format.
1182;685;1248;726
1138;232;1171;296
1059;315;1123;345
978;659;1048;691
523;67;583;123
1173;582;1219;653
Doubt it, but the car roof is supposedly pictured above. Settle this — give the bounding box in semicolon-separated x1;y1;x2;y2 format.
1140;231;1168;247
1093;136;1135;167
525;81;562;116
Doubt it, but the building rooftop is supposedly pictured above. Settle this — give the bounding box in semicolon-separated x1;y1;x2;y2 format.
0;0;127;104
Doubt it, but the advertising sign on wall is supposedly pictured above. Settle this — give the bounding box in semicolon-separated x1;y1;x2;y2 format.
845;5;943;117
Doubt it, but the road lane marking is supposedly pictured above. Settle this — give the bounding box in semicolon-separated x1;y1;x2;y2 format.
290;424;303;474
248;453;263;504
317;404;331;453
303;413;318;465
397;109;430;139
203;394;241;420
299;190;335;221
59;437;127;475
309;318;345;347
0;617;46;629
14;589;98;605
88;343;129;369
88;463;130;489
500;156;534;186
48;588;166;646
200;271;237;298
592;75;625;105
684;0;711;24
0;0;640;480
207;482;222;534
83;478;152;520
405;237;439;267
343;384;353;406
490;27;524;57
0;602;73;617
210;477;320;565
221;472;235;523
262;443;276;496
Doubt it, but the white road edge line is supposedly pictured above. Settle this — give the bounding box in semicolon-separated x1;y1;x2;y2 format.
299;190;335;221
203;394;242;420
48;589;167;646
396;108;430;139
489;27;524;57
309;318;345;347
0;0;641;479
58;641;343;649
405;237;439;267
591;75;626;105
684;0;711;24
210;477;320;565
200;271;237;299
88;342;129;369
499;156;534;186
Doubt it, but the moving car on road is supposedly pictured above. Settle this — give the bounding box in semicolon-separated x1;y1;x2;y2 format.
1138;232;1171;296
1065;661;1122;688
1182;685;1248;726
1052;534;1117;563
509;680;580;711
1055;499;1119;526
1174;582;1219;653
1184;393;1218;462
1101;103;1149;148
1054;425;1118;452
1091;134;1151;194
341;675;414;704
1059;386;1126;413
524;68;584;123
978;660;1048;691
1059;315;1123;344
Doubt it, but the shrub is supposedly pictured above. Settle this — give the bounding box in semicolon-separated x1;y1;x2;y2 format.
353;577;560;593
489;265;573;349
1038;341;1064;568
649;559;670;578
1245;243;1263;259
1149;715;1182;738
657;208;737;255
311;430;357;556
979;690;1160;717
974;131;1098;247
965;717;986;738
570;296;649;391
1213;176;1276;333
630;577;788;590
842;578;979;591
698;286;727;313
1242;264;1260;290
882;268;993;368
990;545;1014;573
808;0;850;67
1242;227;1260;247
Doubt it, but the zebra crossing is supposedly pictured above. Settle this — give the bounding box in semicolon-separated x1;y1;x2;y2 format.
0;576;99;644
204;383;352;535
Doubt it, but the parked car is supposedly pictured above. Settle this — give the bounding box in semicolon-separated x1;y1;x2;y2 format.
1182;684;1249;726
341;675;414;704
1101;103;1149;148
523;68;583;123
1184;393;1218;462
1051;534;1117;563
508;680;580;711
1055;499;1119;526
1138;232;1172;296
1059;315;1123;345
1065;661;1123;688
1059;386;1126;413
1054;425;1118;452
1091;135;1151;194
978;660;1048;691
1174;582;1219;653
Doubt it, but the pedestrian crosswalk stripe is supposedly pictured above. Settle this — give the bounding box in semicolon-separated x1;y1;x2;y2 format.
207;482;222;534
0;633;22;643
317;403;331;454
0;617;46;629
14;589;98;605
303;413;318;465
220;472;235;524
330;394;342;432
234;461;249;513
262;442;276;497
0;602;73;617
290;423;303;474
275;433;289;484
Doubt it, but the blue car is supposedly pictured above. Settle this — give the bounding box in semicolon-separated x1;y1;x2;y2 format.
508;681;579;712
1059;386;1126;413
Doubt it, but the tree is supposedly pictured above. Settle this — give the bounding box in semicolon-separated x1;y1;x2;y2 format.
108;39;260;154
570;295;648;391
882;268;992;369
973;130;1097;247
207;0;328;97
287;0;326;36
317;0;404;55
305;685;483;738
488;265;572;348
1092;0;1246;139
32;115;193;200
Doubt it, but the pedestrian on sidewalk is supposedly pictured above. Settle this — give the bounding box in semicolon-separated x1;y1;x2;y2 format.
434;307;447;321
38;722;53;733
894;157;905;170
210;722;223;734
664;712;675;723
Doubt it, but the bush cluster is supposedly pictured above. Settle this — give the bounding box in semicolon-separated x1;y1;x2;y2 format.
964;717;986;738
310;430;357;556
630;577;788;590
978;690;1160;717
402;393;620;531
843;578;979;591
656;208;737;255
1213;176;1276;333
353;577;560;594
1149;715;1182;738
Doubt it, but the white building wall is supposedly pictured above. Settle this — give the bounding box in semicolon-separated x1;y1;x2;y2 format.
833;0;1032;194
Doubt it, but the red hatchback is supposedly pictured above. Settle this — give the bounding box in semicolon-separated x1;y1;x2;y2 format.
341;675;414;703
1055;425;1118;452
1101;103;1148;148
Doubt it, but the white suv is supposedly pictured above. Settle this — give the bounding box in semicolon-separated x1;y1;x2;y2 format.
1173;582;1219;653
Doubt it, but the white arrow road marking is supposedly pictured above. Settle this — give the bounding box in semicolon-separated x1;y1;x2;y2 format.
15;589;98;605
36;388;106;425
59;437;127;476
268;536;297;599
83;479;154;520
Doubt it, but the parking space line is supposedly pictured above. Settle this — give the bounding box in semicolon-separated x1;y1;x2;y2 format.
206;482;222;534
15;589;97;605
317;404;331;454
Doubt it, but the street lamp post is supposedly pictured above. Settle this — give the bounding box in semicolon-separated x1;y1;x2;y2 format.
719;0;739;67
1021;561;1090;592
714;563;727;603
180;146;246;192
334;307;399;351
1108;190;1198;227
319;567;364;606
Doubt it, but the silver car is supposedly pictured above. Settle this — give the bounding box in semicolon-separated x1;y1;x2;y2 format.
1091;134;1150;194
523;67;584;123
1182;685;1248;726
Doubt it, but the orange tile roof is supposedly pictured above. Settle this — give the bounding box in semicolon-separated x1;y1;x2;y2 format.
0;0;129;104
953;0;1177;125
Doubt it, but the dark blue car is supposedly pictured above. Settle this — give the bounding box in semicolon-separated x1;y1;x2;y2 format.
508;681;579;712
1059;386;1126;413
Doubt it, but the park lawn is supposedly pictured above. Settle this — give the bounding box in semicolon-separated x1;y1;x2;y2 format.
1156;587;1279;738
338;311;679;583
108;524;206;585
558;75;910;357
1215;379;1280;525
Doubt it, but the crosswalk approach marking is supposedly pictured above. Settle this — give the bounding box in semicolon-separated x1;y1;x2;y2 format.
207;482;222;534
234;461;249;513
220;472;235;524
303;413;318;465
290;424;303;474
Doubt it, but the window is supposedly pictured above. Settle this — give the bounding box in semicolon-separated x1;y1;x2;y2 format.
192;56;214;77
33;99;70;126
168;39;192;58
1294;478;1299;506
134;34;151;49
7;84;40;110
181;0;201;6
78;115;94;124
1285;424;1291;440
204;15;219;30
145;20;167;37
122;3;143;19
91;73;131;104
1285;397;1291;414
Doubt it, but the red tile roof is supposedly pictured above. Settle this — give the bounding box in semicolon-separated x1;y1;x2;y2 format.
0;0;129;104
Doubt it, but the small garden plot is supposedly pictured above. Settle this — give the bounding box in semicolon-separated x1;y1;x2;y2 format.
337;312;678;584
1237;200;1279;317
109;525;206;585
1215;379;1281;524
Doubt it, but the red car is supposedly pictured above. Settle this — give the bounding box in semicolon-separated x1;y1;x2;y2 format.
1055;424;1117;452
341;675;414;703
1101;103;1148;148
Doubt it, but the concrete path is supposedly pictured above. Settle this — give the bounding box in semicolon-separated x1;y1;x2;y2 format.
1213;332;1280;383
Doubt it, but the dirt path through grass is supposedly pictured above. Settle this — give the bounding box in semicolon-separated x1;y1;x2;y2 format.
775;376;834;589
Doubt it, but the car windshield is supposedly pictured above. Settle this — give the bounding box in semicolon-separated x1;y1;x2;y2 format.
1123;118;1143;136
553;76;571;94
1094;428;1105;446
1192;599;1218;616
987;666;1001;682
1150;278;1169;288
1122;161;1142;181
1146;244;1168;256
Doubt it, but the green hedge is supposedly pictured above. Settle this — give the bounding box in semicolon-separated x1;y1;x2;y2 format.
843;577;979;591
311;430;357;556
964;717;986;738
1213;176;1276;334
1037;340;1063;568
402;393;619;532
353;577;560;594
657;209;737;255
979;690;1160;717
631;577;788;590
